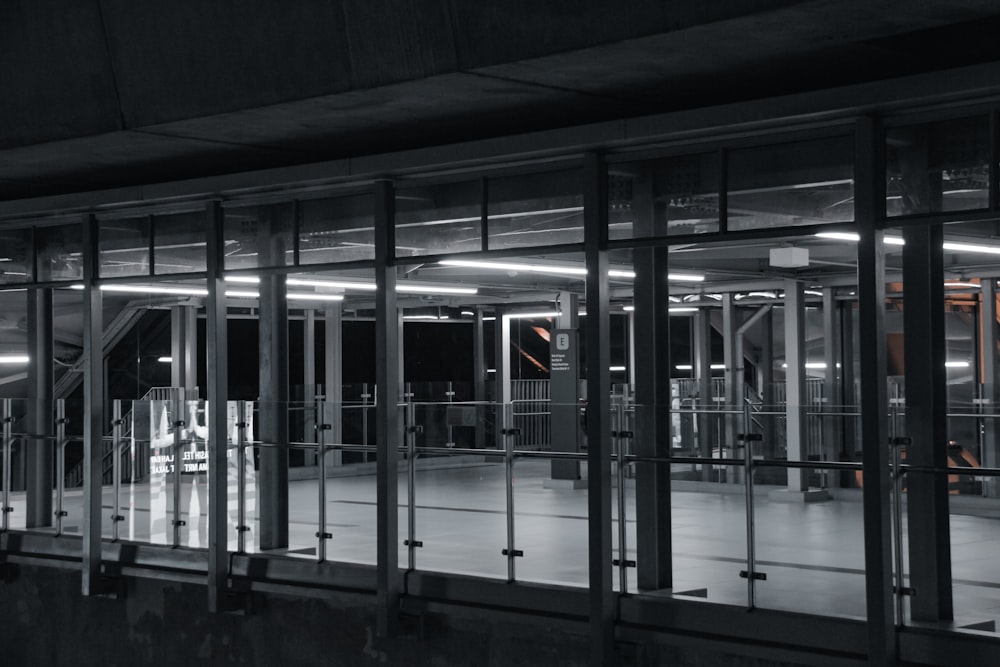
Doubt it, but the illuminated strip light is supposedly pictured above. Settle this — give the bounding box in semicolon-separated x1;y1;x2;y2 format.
943;241;1000;256
609;366;627;372
503;311;561;319
403;315;447;320
669;307;698;313
440;259;703;282
675;364;725;370
946;361;970;368
0;355;29;364
230;276;476;295
92;284;344;301
158;357;172;363
622;305;635;312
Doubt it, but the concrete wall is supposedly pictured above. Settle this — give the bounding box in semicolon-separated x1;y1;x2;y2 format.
0;562;818;666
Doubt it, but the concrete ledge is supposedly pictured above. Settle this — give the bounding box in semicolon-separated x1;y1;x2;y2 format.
768;488;831;503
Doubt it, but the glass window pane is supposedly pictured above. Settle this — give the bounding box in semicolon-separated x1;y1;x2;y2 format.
153;211;206;275
36;223;83;282
609;153;720;239
487;169;583;249
299;193;375;264
99;217;150;278
886;115;989;217
224;203;294;270
0;228;32;284
395;181;481;258
728;136;854;231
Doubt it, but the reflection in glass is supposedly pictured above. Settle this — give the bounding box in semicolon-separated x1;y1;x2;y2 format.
0;227;32;284
395;181;481;257
887;116;989;216
36;223;83;282
608;153;720;239
99;217;150;278
300;194;375;264
224;203;294;270
154;211;207;274
488;169;583;249
728;136;854;230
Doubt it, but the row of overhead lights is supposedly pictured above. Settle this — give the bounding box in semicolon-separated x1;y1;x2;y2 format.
816;231;1000;256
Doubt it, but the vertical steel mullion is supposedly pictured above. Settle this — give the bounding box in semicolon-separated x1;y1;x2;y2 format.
206;200;230;612
81;213;104;597
584;151;614;667
856;116;897;666
374;179;401;637
147;214;156;276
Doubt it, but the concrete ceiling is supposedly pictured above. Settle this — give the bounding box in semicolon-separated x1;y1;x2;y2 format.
4;1;1000;202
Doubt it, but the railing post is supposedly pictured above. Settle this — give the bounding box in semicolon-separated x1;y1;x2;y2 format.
504;402;518;582
316;400;331;562
172;393;185;547
405;385;419;570
237;401;249;554
111;400;123;541
55;400;67;535
2;399;12;531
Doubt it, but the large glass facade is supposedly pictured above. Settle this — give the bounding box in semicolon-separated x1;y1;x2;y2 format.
3;107;1000;664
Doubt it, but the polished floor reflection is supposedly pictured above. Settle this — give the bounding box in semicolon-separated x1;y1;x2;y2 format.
5;458;1000;629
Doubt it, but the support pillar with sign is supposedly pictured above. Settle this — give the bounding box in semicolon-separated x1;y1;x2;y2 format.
547;321;585;489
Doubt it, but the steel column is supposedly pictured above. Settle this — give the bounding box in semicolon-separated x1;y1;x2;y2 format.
258;271;289;550
473;307;486;450
902;223;953;622
170;305;198;393
784;279;807;492
26;287;53;528
633;245;672;591
324;303;344;465
375;179;401;637
694;309;713;480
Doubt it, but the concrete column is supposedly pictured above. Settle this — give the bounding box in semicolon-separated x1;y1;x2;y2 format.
550;291;582;484
694;309;713;481
26;287;53;528
822;288;843;484
982;279;999;496
473;307;486;449
722;293;740;456
258;274;289;550
784;279;808;492
902;224;953;622
324;304;343;465
171;305;198;393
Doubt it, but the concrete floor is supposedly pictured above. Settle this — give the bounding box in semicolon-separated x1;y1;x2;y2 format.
5;458;1000;629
